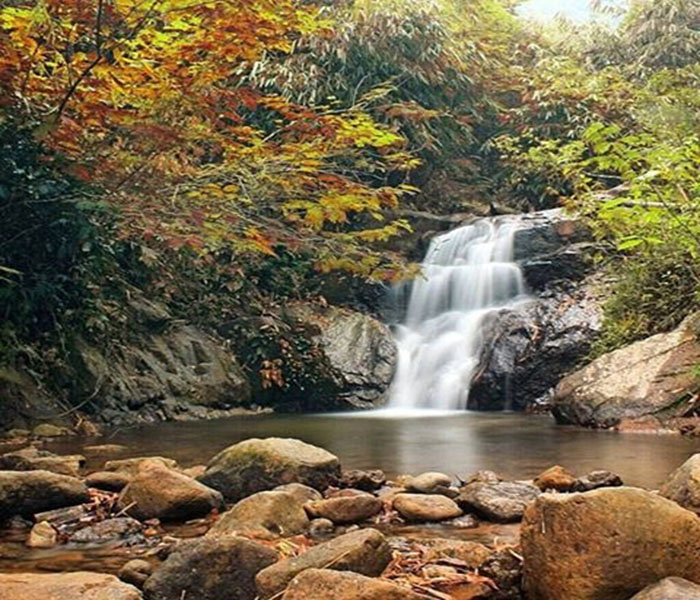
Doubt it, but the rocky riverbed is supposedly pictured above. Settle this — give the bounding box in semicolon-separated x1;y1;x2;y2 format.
2;436;700;599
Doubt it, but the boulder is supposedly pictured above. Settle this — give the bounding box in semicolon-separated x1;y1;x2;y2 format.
119;559;153;589
207;491;309;539
405;472;453;495
660;454;700;513
521;487;700;600
341;469;386;492
117;461;223;522
199;438;340;502
26;520;58;548
305;492;382;524
457;481;540;522
0;446;85;477
0;572;141;599
630;577;700;599
143;536;278;600
70;518;143;544
553;312;700;428
392;494;462;522
572;470;623;492
273;483;323;504
105;457;178;476
533;465;576;492
282;569;426;600
0;470;89;519
256;529;392;599
86;471;132;492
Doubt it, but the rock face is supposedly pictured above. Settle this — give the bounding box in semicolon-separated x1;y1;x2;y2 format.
660;454;700;513
457;481;540;522
255;529;392;599
0;446;85;477
286;303;397;409
0;572;141;600
0;470;90;519
553;312;700;428
144;536;278;600
207;491;309;539
393;494;462;522
521;487;700;600
305;493;382;524
199;438;341;502
282;569;425;600
630;577;700;600
117;461;223;521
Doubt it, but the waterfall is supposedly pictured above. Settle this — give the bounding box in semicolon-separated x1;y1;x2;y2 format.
387;216;527;411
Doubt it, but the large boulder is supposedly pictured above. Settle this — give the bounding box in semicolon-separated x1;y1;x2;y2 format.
553;312;700;428
282;569;426;600
630;577;700;599
392;494;462;522
0;572;141;600
521;487;700;600
256;529;392;599
199;438;340;502
118;461;223;521
660;454;700;513
143;536;278;600
305;492;382;524
0;470;89;519
457;481;540;522
207;491;309;539
0;446;85;477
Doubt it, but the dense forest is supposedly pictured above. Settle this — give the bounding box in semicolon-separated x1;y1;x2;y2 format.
0;0;699;425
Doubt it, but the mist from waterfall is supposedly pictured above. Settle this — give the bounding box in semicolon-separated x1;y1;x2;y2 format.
387;217;527;411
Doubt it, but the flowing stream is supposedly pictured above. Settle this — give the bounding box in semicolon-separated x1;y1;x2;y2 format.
389;216;527;410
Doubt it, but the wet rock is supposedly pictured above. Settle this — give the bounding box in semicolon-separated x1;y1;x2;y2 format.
273;483;323;504
572;470;623;492
308;518;334;538
0;572;141;599
119;559;153;589
533;465;576;492
0;446;85;477
256;529;392;599
521;487;700;600
457;481;540;522
306;492;382;524
199;437;340;502
393;493;462;522
105;457;178;476
414;538;492;569
118;461;223;522
70;518;143;543
660;454;700;513
341;469;386;492
207;490;308;540
32;424;74;438
630;577;700;599
86;470;132;492
0;470;90;519
406;472;453;495
282;569;426;600
26;520;58;548
553;312;700;428
143;536;278;600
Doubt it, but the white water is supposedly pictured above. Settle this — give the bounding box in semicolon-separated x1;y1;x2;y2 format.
388;217;528;411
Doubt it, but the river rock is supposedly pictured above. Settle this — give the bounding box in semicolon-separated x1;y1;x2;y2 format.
26;520;58;548
119;559;153;588
553;312;700;428
70;517;143;543
660;454;700;513
0;446;85;477
118;461;223;521
282;569;426;600
533;465;576;492
199;438;340;502
572;470;623;492
0;572;141;599
630;577;700;599
308;518;334;538
406;472;453;495
341;469;386;491
392;493;462;522
32;424;74;438
305;492;382;524
207;490;308;539
255;529;392;599
457;481;540;522
521;487;700;600
480;548;523;600
105;457;178;476
0;470;90;519
143;536;278;600
86;471;132;492
414;538;492;569
274;483;323;503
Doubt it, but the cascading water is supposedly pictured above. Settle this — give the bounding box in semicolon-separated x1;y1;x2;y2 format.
388;216;528;411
